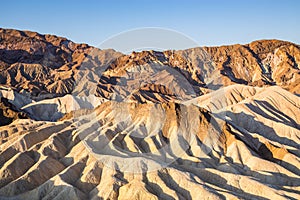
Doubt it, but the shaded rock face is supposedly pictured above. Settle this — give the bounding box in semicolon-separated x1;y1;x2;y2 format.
0;97;28;126
0;28;122;99
0;28;299;200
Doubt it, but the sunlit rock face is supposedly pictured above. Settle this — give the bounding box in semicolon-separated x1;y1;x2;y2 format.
0;28;299;200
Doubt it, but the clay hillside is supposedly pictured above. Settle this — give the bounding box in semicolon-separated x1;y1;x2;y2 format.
0;28;299;200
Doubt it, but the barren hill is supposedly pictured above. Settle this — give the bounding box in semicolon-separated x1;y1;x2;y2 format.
0;28;299;200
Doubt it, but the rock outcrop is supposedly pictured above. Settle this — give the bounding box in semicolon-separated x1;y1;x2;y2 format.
0;97;28;126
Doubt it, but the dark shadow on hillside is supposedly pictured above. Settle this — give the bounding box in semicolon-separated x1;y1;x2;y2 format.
23;103;62;121
224;110;300;150
224;110;300;175
246;100;300;129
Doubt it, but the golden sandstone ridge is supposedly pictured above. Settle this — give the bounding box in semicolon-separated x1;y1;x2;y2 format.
0;28;299;200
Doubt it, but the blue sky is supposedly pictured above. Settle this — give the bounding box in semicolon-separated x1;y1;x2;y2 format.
1;0;299;50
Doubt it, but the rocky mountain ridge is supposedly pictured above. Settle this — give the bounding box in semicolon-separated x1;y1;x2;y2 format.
0;28;299;200
0;28;299;103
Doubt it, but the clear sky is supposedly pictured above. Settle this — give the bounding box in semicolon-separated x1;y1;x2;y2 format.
1;0;300;50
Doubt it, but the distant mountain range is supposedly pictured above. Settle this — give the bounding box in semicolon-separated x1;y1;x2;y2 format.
0;28;299;100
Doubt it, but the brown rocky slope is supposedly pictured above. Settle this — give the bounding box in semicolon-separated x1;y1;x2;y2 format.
0;28;299;102
0;28;299;199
